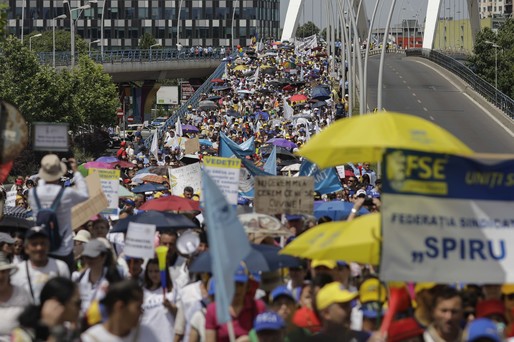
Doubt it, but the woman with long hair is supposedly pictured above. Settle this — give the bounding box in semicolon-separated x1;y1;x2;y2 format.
12;277;81;341
141;258;177;342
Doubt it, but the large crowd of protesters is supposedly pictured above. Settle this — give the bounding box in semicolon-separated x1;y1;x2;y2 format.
0;39;511;342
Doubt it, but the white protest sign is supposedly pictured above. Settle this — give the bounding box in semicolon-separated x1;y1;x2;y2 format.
88;169;120;214
33;123;69;152
254;176;314;215
5;189;17;208
380;149;514;283
336;165;345;178
202;156;241;205
169;163;202;196
124;222;156;259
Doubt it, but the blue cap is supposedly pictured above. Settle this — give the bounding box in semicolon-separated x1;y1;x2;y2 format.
361;302;385;319
135;131;142;137
466;318;501;342
270;285;295;303
124;199;136;207
285;214;302;221
254;311;285;332
250;272;261;283
234;264;249;283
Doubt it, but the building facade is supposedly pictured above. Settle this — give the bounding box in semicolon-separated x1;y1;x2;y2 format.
478;0;512;18
7;0;280;50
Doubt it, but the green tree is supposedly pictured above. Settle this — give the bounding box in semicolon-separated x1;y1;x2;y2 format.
139;32;158;49
296;21;320;38
70;56;119;128
469;21;514;98
0;3;7;41
27;30;88;54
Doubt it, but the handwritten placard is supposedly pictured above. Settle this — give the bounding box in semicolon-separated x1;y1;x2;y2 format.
169;163;202;196
72;173;109;230
254;176;314;215
124;222;156;259
88;169;120;213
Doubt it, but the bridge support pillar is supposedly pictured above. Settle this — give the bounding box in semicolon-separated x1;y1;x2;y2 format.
130;81;160;123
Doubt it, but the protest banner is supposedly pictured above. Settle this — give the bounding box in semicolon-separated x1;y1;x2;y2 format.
203;156;241;205
254;176;314;215
72;173;109;230
184;137;200;155
4;189;17;208
88;168;120;214
380;149;514;283
168;163;202;196
124;222;156;259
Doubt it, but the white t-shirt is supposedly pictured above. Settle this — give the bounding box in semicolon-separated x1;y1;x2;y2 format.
141;288;176;342
0;285;31;341
72;268;110;314
189;308;206;342
11;258;70;304
81;323;159;342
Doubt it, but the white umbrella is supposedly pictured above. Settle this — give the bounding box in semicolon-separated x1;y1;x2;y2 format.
280;163;301;172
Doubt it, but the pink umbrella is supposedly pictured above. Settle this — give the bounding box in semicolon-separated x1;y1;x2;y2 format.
84;161;114;169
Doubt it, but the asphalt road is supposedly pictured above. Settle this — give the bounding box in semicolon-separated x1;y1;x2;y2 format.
365;54;514;154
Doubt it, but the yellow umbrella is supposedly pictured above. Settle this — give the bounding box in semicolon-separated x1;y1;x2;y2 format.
301;213;381;265
233;65;248;71
297;111;474;168
279;221;342;257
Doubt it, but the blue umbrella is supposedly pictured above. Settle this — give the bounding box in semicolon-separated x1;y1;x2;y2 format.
111;211;197;233
314;201;369;221
96;156;118;163
199;139;213;147
131;183;167;193
189;244;303;273
136;167;151;175
311;85;331;101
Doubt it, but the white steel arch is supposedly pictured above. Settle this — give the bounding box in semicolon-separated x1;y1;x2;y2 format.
423;0;481;49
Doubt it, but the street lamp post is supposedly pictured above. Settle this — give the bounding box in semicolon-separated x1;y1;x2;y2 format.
176;0;184;48
65;0;96;68
53;14;67;68
231;0;239;52
149;43;161;61
485;40;499;104
89;39;101;54
29;33;42;51
100;0;107;59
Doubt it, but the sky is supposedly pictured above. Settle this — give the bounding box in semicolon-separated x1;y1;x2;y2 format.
279;0;471;31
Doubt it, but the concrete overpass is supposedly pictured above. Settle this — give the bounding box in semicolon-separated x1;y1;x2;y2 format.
40;48;224;83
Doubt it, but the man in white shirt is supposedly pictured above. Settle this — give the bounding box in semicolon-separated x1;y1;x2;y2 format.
11;226;70;304
28;155;89;271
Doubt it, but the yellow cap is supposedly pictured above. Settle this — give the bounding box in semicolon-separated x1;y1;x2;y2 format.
414;282;437;294
317;282;358;310
502;284;514;295
359;278;387;304
154;192;163;199
311;259;337;269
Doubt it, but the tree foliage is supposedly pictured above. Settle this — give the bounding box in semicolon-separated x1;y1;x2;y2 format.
139;32;158;49
26;30;88;54
0;3;7;41
469;20;514;98
296;21;320;38
0;36;119;174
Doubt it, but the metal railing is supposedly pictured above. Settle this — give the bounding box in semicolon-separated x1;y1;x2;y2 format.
144;57;230;148
37;48;227;67
406;48;514;119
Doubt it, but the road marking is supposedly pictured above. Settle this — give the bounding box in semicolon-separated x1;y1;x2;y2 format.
399;75;403;79
417;99;422;104
413;60;514;138
407;86;411;90
423;107;428;112
430;116;435;121
403;80;407;84
412;93;417;97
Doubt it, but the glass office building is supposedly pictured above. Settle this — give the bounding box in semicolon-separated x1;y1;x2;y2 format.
7;0;280;50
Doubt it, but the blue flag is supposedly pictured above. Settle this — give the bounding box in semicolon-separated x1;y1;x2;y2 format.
299;159;343;194
263;145;277;175
219;132;255;158
202;172;251;324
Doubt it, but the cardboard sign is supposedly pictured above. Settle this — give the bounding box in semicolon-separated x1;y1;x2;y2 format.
254;176;314;215
184;137;200;155
88;169;120;213
72;173;109;230
169;163;202;196
33;122;69;152
124;222;156;259
380;149;514;283
203;156;241;205
4;189;17;208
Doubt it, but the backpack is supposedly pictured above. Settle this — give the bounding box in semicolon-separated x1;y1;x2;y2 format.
32;187;66;252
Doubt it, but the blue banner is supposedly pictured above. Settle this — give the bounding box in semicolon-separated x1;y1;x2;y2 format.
299;160;343;195
219;132;255;158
